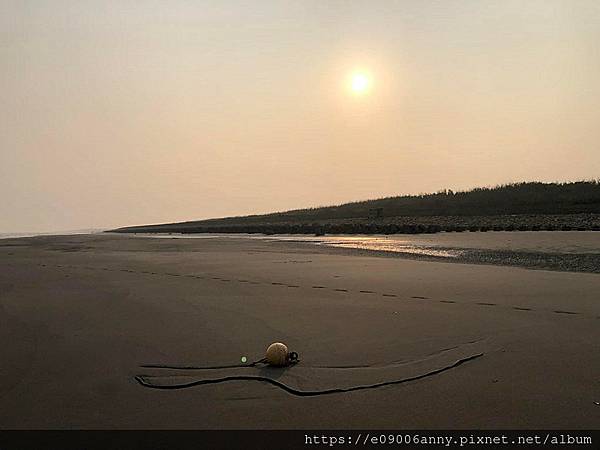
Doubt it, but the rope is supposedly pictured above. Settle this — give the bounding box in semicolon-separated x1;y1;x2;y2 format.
140;358;267;370
141;351;299;370
135;352;483;397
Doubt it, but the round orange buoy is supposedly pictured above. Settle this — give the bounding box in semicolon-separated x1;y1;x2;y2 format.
265;342;289;366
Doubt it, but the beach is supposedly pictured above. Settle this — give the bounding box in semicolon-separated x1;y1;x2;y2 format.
0;233;599;428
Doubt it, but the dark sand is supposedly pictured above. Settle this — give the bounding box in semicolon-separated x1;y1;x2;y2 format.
0;234;599;428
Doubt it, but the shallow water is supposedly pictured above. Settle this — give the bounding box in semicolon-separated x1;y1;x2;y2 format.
134;231;600;273
135;231;600;254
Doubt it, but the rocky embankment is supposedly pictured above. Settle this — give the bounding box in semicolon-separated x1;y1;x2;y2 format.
112;213;600;235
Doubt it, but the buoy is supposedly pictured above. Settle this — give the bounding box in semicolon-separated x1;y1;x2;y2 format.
264;342;298;367
264;342;299;367
266;342;289;366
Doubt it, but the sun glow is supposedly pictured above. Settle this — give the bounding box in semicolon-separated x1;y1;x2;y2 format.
349;72;371;94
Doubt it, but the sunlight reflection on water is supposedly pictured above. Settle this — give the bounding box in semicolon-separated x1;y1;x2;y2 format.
322;240;463;258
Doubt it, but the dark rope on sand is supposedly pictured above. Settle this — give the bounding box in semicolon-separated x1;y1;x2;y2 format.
140;351;298;370
139;358;268;370
134;353;483;397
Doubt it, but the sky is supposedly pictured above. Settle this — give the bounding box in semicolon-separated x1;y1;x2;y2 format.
1;0;599;232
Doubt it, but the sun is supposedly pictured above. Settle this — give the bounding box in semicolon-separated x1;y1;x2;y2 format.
349;72;371;94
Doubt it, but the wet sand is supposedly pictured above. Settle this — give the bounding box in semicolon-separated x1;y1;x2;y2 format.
0;234;599;428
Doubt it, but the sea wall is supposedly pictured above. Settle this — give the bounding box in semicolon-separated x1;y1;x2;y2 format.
113;213;600;235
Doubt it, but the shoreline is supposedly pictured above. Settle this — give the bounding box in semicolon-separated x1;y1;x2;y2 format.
103;231;600;274
4;231;600;274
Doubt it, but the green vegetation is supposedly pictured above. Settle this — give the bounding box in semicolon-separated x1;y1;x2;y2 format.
112;181;600;234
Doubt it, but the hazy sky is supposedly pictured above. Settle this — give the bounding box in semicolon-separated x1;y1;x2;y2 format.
2;0;599;232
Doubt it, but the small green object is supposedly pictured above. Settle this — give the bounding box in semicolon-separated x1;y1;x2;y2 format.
241;356;247;363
